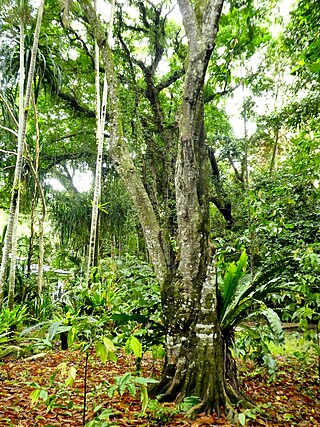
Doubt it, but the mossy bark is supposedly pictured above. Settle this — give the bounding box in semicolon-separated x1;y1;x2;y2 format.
153;0;238;413
153;267;239;418
80;0;240;417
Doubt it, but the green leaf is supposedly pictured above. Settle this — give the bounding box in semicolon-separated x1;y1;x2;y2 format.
140;384;148;412
108;351;117;363
119;382;127;396
57;362;68;377
238;324;260;340
299;318;309;331
103;336;116;352
39;389;48;402
47;322;61;341
263;354;277;375
284;223;294;229
118;372;132;385
220;251;248;321
239;412;246;426
283;413;295;420
261;307;284;344
133;377;159;385
220;273;252;326
67;326;77;347
96;342;107;364
125;336;142;358
108;385;118;397
30;389;41;406
127;382;136;397
65;366;77;387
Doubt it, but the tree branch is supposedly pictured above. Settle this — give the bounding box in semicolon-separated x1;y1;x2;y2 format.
59;12;96;69
0;125;18;137
202;0;225;39
41;151;96;172
79;0;170;286
57;90;95;117
204;83;241;103
177;0;200;46
156;68;185;92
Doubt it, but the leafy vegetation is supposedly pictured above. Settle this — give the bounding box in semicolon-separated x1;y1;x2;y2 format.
0;0;319;424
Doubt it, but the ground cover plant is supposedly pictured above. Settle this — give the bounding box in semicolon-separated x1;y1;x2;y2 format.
0;334;319;427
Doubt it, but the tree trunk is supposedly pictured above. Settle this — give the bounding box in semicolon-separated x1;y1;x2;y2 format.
27;195;36;277
37;209;45;295
0;0;45;307
0;4;25;307
31;93;46;297
8;189;20;310
86;0;115;285
151;1;238;413
80;0;169;285
86;22;103;285
80;0;240;417
155;267;235;413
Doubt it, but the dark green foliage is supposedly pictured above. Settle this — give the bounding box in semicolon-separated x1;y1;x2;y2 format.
0;305;28;358
285;0;320;83
217;251;285;373
25;256;164;354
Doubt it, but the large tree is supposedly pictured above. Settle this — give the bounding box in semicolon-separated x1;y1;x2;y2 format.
79;0;239;416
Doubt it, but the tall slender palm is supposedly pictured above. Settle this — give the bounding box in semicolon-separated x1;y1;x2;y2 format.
7;187;20;310
86;0;115;285
0;0;45;308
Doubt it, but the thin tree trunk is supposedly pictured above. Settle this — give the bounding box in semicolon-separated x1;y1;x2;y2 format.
269;125;279;175
86;4;101;284
27;93;39;278
243;97;255;275
8;189;20;310
0;4;25;307
31;92;46;296
79;0;169;286
37;197;46;295
27;196;36;277
0;0;45;307
86;0;115;285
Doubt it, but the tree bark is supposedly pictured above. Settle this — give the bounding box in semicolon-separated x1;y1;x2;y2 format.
0;4;25;307
86;0;104;285
8;189;20;311
79;0;170;287
151;0;239;414
80;0;239;417
0;0;45;307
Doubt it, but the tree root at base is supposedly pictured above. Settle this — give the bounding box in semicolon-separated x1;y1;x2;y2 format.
184;396;240;426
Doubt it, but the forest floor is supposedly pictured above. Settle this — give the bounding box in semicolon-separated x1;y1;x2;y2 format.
0;344;319;427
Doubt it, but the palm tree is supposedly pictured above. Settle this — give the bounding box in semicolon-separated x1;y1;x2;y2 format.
86;0;115;285
0;0;45;308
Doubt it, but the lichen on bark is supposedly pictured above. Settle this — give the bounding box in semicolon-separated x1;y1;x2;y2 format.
80;0;241;419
